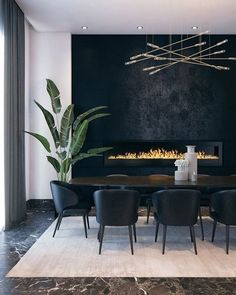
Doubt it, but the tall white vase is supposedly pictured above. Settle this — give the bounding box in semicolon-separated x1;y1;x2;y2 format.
184;145;198;180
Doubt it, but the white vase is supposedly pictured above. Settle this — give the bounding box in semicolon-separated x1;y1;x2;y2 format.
175;170;188;181
185;145;198;181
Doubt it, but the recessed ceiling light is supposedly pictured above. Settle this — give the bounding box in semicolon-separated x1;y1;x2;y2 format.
81;26;88;30
137;26;143;30
192;26;198;30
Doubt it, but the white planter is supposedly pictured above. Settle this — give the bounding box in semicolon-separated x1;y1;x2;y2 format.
175;170;188;181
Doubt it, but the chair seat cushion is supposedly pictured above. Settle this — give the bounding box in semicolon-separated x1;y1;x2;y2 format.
63;207;88;216
210;210;236;225
210;210;226;224
75;202;91;210
102;215;138;226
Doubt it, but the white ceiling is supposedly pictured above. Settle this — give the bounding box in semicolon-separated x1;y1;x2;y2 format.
16;0;236;34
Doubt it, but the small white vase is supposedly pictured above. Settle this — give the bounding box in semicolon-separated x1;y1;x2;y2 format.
175;170;188;181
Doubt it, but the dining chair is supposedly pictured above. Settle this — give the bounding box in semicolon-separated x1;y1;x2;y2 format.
210;189;236;254
198;174;210;204
146;174;170;224
106;174;128;177
50;181;91;238
94;189;140;255
106;174;128;189
152;189;201;255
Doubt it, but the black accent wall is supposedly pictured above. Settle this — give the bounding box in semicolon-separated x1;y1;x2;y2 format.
72;35;236;177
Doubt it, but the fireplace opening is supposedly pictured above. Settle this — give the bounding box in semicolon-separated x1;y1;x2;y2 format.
104;141;223;167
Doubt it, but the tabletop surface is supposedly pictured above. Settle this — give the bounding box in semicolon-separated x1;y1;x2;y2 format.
70;175;236;188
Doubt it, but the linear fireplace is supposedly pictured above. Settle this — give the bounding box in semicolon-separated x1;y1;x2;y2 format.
104;141;223;167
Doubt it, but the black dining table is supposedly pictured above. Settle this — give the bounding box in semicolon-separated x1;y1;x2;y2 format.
70;175;236;191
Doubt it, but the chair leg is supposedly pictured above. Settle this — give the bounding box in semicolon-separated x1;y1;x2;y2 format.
162;225;167;255
191;226;198;255
57;213;63;230
226;225;230;255
155;222;159;242
54;210;58;219
97;224;101;241
128;225;134;255
211;220;217;242
86;213;90;229
53;214;61;238
189;226;193;243
198;208;204;241
146;203;151;224
99;225;105;255
133;224;137;243
82;214;88;238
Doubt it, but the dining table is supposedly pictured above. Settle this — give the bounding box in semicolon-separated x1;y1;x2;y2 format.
70;175;236;192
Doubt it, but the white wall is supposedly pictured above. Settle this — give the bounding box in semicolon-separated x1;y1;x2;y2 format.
25;24;71;199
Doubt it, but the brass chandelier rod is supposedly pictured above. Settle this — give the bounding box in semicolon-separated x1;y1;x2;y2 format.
129;30;209;60
125;31;236;74
146;39;228;70
125;42;206;66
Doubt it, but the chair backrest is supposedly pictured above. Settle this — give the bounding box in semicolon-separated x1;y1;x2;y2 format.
149;174;170;177
152;189;201;226
50;181;78;214
211;189;236;225
106;174;128;177
94;189;140;226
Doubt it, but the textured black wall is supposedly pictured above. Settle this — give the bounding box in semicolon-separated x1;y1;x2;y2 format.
72;35;236;176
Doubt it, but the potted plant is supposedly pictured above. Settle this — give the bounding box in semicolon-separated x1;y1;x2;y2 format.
25;79;112;182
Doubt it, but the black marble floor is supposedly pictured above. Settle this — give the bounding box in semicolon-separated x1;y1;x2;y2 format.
0;210;236;294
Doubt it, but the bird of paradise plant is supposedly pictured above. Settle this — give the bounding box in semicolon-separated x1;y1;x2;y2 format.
25;79;112;182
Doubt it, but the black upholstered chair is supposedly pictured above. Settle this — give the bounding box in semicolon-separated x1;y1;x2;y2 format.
94;189;140;255
146;174;170;223
50;181;91;238
152;189;201;255
198;174;210;208
106;174;128;189
106;174;128;177
210;189;236;254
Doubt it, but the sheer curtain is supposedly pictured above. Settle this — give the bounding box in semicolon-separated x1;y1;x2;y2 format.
3;0;26;230
0;0;5;231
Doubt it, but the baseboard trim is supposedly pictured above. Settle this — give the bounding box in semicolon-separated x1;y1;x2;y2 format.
26;199;55;211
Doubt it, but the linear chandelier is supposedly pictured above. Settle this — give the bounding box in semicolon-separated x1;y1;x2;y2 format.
125;31;236;75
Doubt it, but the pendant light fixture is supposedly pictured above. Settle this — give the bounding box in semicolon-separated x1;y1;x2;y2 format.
125;31;236;75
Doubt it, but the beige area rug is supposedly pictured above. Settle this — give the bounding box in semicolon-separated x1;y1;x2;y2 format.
7;216;236;277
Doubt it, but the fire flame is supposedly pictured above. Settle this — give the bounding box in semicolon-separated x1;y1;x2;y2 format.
108;148;219;160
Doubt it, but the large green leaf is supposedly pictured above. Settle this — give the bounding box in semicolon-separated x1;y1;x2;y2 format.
47;156;60;173
34;100;60;148
87;147;113;154
60;105;74;148
25;131;51;153
87;113;110;123
56;151;67;160
46;79;62;114
61;158;72;174
73;106;108;130
72;147;113;165
70;120;89;156
72;153;101;165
